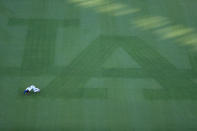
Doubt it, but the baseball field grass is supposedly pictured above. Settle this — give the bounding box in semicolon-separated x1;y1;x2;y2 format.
0;0;197;130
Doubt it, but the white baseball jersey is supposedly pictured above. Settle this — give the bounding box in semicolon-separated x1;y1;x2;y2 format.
31;85;40;92
32;87;40;92
26;85;40;92
26;86;33;91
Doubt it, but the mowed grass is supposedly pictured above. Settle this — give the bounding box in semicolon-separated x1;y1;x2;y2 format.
0;0;197;131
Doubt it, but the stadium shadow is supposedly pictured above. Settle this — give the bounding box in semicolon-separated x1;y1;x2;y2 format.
67;0;197;56
132;15;197;73
133;15;197;51
68;0;141;16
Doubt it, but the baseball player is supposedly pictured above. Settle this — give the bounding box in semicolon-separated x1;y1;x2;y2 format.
24;85;40;94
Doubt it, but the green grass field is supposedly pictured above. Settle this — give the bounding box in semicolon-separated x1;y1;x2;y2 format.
1;0;197;130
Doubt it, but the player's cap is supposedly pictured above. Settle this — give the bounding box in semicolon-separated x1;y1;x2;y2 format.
24;90;29;94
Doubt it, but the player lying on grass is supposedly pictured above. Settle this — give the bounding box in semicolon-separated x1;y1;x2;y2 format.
24;85;40;94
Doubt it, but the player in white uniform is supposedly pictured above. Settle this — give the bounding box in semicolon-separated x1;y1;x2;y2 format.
32;85;40;93
24;85;40;94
